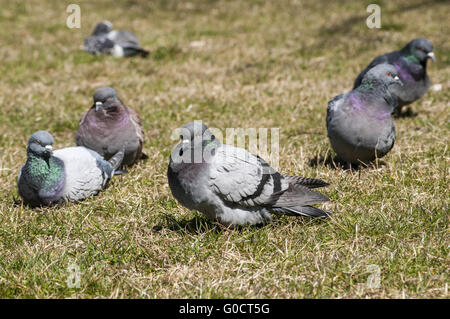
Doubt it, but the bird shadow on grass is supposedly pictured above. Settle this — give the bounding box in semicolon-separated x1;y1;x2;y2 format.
156;211;329;235
309;153;387;171
320;0;447;36
156;213;231;235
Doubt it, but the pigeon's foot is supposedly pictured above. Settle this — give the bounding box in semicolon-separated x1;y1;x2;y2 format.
114;169;128;175
309;154;350;170
393;106;418;118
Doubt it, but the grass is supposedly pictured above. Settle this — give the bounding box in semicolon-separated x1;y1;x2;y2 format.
0;0;448;298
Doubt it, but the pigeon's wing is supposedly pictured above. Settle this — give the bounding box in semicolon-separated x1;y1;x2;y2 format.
84;35;114;55
126;106;145;159
127;106;145;144
107;30;140;45
209;145;328;209
282;175;329;189
107;30;149;56
209;145;286;208
53;147;112;202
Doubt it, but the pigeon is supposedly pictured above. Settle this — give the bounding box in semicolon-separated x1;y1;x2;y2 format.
168;121;331;227
353;38;435;114
75;87;145;167
327;64;403;165
18;131;124;207
84;21;149;57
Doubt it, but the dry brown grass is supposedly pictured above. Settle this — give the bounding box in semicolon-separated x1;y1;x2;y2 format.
0;0;448;298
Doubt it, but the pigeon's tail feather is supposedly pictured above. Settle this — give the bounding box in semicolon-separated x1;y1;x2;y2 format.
108;149;125;172
124;47;149;57
275;205;332;218
283;174;330;189
271;183;329;207
138;48;149;58
140;152;149;160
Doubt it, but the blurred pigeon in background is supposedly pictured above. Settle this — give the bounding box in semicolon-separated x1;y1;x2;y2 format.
168;121;331;227
84;21;149;57
18;131;124;207
327;64;403;166
353;38;435;116
76;87;145;168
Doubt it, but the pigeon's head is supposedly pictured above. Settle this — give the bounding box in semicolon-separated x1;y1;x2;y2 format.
362;63;403;89
92;87;120;111
180;121;211;141
92;21;113;36
404;38;435;63
27;131;54;158
170;121;218;171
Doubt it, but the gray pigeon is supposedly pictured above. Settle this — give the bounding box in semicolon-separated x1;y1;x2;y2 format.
327;64;403;165
353;38;435;115
84;21;149;57
75;87;145;167
168;121;331;227
18;131;124;207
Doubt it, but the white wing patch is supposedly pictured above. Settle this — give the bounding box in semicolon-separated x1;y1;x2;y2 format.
54;147;108;202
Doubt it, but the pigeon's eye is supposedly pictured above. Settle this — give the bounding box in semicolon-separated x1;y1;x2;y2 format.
180;135;183;140
386;72;391;77
179;148;184;156
35;141;40;145
106;97;111;102
211;135;215;141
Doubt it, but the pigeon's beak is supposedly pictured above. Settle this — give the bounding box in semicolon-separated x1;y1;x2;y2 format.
427;52;436;62
44;145;53;156
182;139;190;144
394;75;403;87
95;101;103;111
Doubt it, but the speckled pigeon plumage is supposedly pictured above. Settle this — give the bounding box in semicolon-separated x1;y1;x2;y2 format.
84;21;149;57
353;38;435;113
18;131;124;207
75;87;145;167
168;121;331;227
327;64;403;165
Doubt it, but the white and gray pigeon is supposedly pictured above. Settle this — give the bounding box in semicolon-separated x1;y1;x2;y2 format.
327;64;403;165
84;21;149;57
353;38;435;115
18;131;124;207
168;121;332;227
75;87;145;167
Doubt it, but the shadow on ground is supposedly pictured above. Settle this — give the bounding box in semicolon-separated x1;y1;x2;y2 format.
156;213;227;235
309;153;387;171
320;0;448;35
156;208;332;235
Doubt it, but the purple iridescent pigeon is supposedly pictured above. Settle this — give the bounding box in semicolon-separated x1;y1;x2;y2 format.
353;38;435;115
76;87;145;168
18;131;124;207
327;64;403;165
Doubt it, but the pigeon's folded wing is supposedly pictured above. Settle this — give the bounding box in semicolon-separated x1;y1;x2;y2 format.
107;30;140;46
127;106;145;144
208;145;288;207
54;147;111;202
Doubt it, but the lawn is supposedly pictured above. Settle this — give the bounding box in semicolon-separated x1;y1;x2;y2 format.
0;0;448;298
